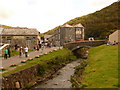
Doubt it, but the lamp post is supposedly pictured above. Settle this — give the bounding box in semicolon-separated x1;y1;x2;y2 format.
0;27;3;57
0;27;3;45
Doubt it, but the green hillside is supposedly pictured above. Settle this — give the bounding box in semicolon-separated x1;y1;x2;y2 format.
44;1;119;39
0;25;12;28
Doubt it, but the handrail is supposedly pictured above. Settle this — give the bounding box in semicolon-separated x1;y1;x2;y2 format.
0;44;10;50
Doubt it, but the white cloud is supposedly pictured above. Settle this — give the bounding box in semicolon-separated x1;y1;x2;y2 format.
90;0;118;11
91;0;117;6
0;8;13;21
0;0;117;33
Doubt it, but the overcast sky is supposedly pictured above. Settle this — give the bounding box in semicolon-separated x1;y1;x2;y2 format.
0;0;118;33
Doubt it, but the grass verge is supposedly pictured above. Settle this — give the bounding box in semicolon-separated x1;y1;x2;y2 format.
72;44;118;88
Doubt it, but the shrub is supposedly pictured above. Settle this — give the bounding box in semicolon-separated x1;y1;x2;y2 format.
21;61;26;63
0;68;7;71
10;64;17;67
75;60;87;72
38;65;45;75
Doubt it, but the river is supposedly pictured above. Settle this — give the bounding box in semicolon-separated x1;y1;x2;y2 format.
35;59;81;88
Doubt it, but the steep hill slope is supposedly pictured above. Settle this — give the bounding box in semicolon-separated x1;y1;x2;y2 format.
0;25;12;28
44;1;119;39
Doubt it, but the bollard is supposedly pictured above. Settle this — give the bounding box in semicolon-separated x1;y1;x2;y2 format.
15;81;20;88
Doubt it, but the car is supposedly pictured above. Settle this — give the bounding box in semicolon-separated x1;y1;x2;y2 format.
88;37;94;41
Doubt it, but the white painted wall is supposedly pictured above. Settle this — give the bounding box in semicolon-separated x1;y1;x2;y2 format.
109;30;120;43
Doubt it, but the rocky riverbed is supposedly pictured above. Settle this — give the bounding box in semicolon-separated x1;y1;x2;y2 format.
35;60;81;88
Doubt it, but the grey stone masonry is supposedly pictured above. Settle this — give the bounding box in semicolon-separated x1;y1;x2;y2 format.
48;23;84;46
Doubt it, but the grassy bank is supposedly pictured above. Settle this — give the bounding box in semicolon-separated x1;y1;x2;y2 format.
3;48;76;76
72;44;118;88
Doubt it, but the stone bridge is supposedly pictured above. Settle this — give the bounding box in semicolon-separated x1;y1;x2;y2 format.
63;40;107;51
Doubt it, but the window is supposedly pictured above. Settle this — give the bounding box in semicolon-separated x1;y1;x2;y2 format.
7;36;12;40
33;37;36;39
26;37;30;39
2;37;6;39
76;29;82;34
8;40;11;44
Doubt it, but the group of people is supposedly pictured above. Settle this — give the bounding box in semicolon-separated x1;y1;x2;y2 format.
19;46;29;58
107;40;119;46
14;44;29;58
34;42;53;52
44;42;53;48
4;45;29;59
4;42;53;59
34;43;44;52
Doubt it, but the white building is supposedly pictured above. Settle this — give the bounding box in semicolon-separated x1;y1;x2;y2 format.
109;30;120;43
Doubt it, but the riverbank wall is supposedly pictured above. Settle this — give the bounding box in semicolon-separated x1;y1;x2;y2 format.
2;49;77;89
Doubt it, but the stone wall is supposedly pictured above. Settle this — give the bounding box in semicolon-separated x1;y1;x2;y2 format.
63;40;106;50
2;64;40;88
2;49;76;89
2;35;38;49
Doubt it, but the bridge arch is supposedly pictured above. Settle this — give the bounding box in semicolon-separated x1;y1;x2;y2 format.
72;45;91;51
63;40;106;50
63;40;106;59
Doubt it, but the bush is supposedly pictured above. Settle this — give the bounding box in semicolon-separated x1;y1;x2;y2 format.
21;61;26;63
0;68;7;71
69;55;77;61
10;64;17;67
75;60;87;72
38;65;46;75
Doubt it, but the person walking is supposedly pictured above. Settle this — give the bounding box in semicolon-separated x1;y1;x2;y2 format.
4;48;8;59
7;46;11;58
34;45;36;50
24;46;28;58
38;43;41;48
19;47;23;57
41;45;44;53
36;45;40;51
15;44;18;50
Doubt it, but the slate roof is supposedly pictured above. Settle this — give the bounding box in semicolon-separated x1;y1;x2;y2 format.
61;23;84;28
44;35;52;39
74;23;84;27
1;28;39;36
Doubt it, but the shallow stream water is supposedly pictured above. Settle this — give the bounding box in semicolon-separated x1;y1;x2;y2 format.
35;59;81;88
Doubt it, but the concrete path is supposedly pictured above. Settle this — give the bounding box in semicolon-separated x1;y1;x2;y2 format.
0;47;61;69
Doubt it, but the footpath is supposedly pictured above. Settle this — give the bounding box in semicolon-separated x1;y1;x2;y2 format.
0;47;61;69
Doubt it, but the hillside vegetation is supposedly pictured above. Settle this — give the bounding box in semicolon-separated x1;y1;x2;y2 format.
0;25;12;28
0;25;28;29
44;1;119;39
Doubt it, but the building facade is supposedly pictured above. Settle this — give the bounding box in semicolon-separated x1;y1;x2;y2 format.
109;30;120;43
44;35;52;42
0;27;40;49
49;23;84;46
